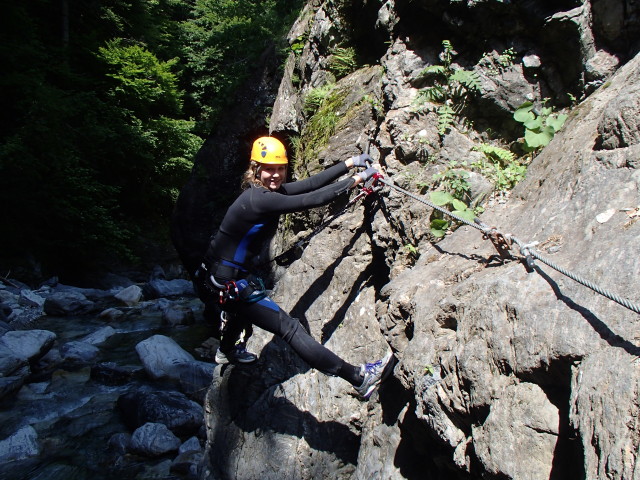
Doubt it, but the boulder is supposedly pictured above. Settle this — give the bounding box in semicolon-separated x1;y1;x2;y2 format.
117;389;204;437
0;426;40;462
130;422;181;457
135;335;196;381
43;291;94;316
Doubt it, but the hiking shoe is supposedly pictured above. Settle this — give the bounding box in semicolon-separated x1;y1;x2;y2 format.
214;345;257;365
355;351;395;399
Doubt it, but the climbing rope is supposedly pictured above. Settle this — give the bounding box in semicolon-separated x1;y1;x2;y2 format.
375;176;640;315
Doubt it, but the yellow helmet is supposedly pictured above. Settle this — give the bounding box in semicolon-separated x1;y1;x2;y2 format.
250;137;288;164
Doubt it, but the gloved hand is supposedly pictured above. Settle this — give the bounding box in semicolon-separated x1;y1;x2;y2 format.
350;153;373;168
356;167;379;183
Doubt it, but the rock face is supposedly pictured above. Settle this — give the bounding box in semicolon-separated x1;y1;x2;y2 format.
170;1;640;479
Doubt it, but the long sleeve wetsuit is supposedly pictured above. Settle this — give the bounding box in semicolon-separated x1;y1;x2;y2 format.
200;161;363;386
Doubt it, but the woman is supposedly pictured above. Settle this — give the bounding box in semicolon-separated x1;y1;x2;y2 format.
196;136;393;399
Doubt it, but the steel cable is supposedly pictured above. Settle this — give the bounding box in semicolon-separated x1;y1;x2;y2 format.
377;177;640;315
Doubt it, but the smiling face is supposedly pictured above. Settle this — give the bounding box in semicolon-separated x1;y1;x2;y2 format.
259;164;287;191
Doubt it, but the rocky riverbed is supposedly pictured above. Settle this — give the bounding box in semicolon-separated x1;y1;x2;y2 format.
0;270;218;480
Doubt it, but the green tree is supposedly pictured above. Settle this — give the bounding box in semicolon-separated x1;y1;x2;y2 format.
180;0;302;135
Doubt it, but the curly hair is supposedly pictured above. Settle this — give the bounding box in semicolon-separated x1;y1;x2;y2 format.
241;161;264;189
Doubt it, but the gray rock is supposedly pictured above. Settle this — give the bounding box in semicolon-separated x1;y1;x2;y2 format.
81;326;116;346
43;290;95;316
472;383;559;479
117;389;204;437
107;432;131;455
19;289;45;308
130;422;181;457
0;425;39;462
160;302;195;327
114;285;143;306
60;341;100;364
135;335;195;380
97;307;125;321
0;375;25;401
142;279;194;299
0;329;56;362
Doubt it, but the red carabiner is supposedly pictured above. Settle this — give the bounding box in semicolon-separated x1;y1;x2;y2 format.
362;172;383;196
219;280;239;304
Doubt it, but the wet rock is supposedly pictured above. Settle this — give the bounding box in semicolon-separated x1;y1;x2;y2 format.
97;307;125;322
130;422;181;457
0;375;25;401
160;302;195;327
0;425;40;462
81;326;116;346
43;291;95;316
1;330;56;363
60;341;100;364
135;334;196;380
90;362;139;386
117;389;204;437
108;432;131;455
0;340;28;377
114;285;143;306
142;279;194;300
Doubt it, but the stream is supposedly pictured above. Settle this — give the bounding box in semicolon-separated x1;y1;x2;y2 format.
0;297;213;480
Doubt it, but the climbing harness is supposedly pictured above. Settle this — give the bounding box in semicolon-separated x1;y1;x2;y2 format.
373;176;640;316
197;262;268;305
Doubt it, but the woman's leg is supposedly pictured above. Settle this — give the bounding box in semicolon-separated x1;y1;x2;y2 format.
237;296;363;386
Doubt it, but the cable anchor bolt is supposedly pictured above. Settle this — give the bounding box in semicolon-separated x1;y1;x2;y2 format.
483;228;513;261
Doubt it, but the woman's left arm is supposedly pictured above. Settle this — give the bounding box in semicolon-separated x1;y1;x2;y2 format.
282;161;351;195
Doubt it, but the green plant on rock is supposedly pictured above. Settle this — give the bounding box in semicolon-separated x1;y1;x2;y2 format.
414;40;482;135
294;87;349;171
290;34;307;56
432;160;471;201
404;243;419;259
514;100;568;152
428;190;476;238
497;47;517;68
471;143;527;192
327;46;357;78
303;83;335;115
361;94;384;118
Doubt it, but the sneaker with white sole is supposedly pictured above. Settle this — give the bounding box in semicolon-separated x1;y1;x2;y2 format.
355;351;395;399
214;345;257;365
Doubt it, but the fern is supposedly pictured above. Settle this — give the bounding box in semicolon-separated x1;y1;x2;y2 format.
437;104;455;134
419;85;446;103
412;40;482;136
418;64;447;78
472;143;515;165
450;69;482;93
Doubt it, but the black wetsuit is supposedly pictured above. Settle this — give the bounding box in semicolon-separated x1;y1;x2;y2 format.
197;161;363;385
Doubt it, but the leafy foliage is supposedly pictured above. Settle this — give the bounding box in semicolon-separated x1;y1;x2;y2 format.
470;143;526;192
303;84;336;115
414;40;482;134
428;191;476;238
294;87;349;171
327;47;357;78
0;0;303;281
514;100;568;152
180;0;303;135
432;161;471;201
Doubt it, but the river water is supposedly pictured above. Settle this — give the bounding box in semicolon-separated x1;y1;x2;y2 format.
0;298;212;480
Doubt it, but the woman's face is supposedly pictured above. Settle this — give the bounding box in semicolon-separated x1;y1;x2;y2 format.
259;164;287;191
